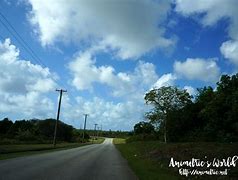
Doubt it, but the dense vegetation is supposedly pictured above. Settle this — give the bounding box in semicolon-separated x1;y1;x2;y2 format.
117;74;238;178
134;73;238;143
0;118;131;144
0;118;78;144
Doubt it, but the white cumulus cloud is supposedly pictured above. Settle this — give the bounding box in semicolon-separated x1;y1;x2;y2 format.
175;0;238;67
220;40;238;66
184;86;197;96
68;50;158;99
61;96;145;131
26;0;176;59
152;73;177;88
0;38;57;118
174;58;220;82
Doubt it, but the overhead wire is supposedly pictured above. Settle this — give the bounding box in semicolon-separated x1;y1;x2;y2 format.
0;11;82;113
0;16;44;66
0;31;30;64
0;11;92;128
0;16;67;90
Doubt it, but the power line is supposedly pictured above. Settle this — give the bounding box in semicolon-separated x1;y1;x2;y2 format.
0;32;35;70
0;15;45;66
0;11;81;125
0;12;48;67
0;11;76;100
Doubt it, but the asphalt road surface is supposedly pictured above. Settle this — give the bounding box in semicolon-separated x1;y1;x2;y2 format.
0;138;137;180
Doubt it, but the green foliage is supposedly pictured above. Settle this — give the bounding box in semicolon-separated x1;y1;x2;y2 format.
134;121;155;135
0;118;76;144
72;129;89;143
0;118;13;135
146;73;238;142
145;86;192;142
145;86;191;113
129;121;159;142
101;129;131;138
0;117;129;144
126;134;159;143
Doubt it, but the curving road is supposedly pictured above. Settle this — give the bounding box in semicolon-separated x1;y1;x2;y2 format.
0;138;137;180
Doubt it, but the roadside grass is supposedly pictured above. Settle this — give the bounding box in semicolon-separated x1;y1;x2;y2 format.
113;138;126;144
115;140;178;180
114;140;238;180
90;137;105;144
0;138;105;160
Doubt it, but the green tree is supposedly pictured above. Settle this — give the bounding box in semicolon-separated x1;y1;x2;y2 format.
134;121;155;135
38;119;74;142
0;118;13;135
199;74;238;142
7;120;34;138
195;86;214;105
145;86;191;143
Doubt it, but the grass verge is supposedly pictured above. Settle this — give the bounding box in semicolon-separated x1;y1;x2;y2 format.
114;140;238;180
90;137;105;144
113;138;126;144
0;138;105;160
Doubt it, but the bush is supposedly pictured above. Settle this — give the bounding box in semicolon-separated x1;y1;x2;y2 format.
0;118;13;135
134;121;155;135
16;129;38;141
126;134;160;143
0;118;75;143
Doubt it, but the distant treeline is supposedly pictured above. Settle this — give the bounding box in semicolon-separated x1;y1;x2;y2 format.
0;119;76;144
0;118;131;144
133;74;238;143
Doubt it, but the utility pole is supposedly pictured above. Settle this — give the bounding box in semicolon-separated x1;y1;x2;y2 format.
53;89;67;148
83;114;89;140
97;127;100;138
94;123;98;140
101;124;102;137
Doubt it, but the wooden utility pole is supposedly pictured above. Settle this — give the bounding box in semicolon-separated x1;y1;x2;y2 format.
97;127;100;139
100;124;102;137
82;114;89;140
53;89;67;148
94;123;98;140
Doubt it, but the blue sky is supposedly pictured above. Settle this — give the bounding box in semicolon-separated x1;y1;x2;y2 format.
0;0;237;130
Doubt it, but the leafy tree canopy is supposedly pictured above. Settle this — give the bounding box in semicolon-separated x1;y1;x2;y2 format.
144;86;191;142
134;121;155;135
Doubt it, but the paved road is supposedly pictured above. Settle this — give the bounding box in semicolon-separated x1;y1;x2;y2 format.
0;138;137;180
